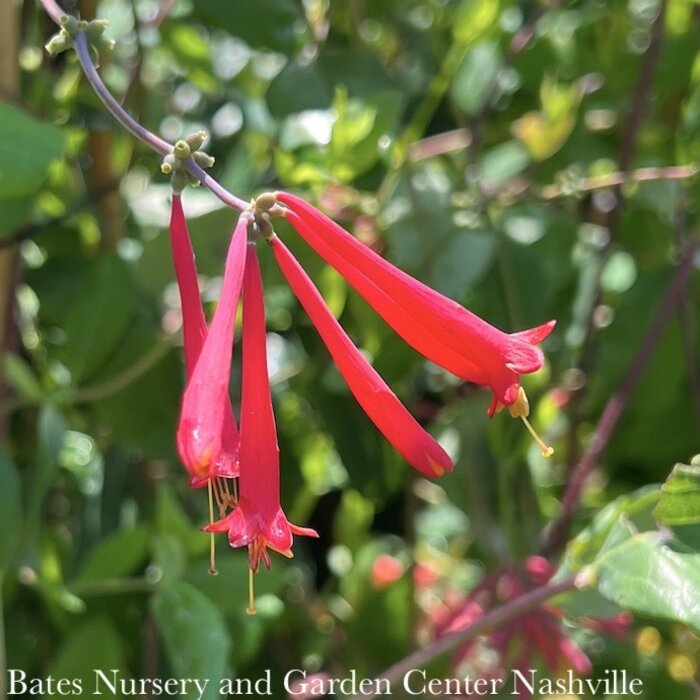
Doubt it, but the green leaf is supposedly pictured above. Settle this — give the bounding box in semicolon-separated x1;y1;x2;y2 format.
3;352;44;402
0;103;64;200
48;618;127;697
62;254;137;383
562;486;661;572
155;483;209;557
186;556;287;613
453;0;500;45
26;407;68;552
0;195;34;239
192;0;306;54
655;459;700;526
329;90;404;181
152;581;231;700
94;343;180;459
0;448;22;570
268;49;395;117
430;231;495;298
452;41;502;115
76;526;150;582
592;533;700;634
478;141;531;188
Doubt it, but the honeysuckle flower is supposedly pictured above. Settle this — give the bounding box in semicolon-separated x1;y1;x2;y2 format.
274;192;555;450
176;210;249;479
169;195;240;484
426;558;633;696
205;244;317;578
270;235;452;478
371;554;405;589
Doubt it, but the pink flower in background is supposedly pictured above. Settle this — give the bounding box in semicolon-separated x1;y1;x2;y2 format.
427;557;631;697
276;192;555;420
205;245;317;572
271;235;452;478
371;554;405;589
175;211;248;480
169;195;239;484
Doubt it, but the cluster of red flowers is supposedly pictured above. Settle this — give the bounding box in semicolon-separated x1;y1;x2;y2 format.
421;556;631;696
169;191;555;606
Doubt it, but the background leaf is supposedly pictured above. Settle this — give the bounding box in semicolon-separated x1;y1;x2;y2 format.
152;581;231;700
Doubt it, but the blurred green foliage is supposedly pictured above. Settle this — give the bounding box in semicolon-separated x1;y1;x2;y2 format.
1;0;699;696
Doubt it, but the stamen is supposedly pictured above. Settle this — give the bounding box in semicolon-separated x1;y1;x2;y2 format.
246;567;257;616
221;477;237;508
213;477;228;517
508;387;554;457
520;415;554;458
207;480;219;575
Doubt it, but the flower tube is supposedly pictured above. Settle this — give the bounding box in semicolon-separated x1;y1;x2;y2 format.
205;244;317;576
169;194;240;482
271;235;452;478
176;212;248;478
276;192;555;417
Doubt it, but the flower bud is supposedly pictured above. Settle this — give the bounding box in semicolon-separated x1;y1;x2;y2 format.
254;192;277;212
161;153;176;174
185;130;208;152
170;170;189;194
45;32;69;56
174;140;190;160
192;150;215;169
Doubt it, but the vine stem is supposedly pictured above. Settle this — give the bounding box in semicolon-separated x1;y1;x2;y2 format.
349;576;579;700
542;240;698;556
538;164;699;200
39;0;250;212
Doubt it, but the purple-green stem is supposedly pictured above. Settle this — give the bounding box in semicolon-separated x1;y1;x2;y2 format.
349;575;579;700
40;0;249;212
542;240;698;555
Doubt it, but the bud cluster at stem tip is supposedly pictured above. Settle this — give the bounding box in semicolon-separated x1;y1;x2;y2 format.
161;131;215;193
45;16;115;67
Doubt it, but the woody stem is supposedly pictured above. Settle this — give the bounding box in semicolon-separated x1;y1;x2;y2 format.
349;575;578;700
542;240;698;556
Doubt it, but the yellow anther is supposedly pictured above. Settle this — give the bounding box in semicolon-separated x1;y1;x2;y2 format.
508;386;531;418
510;387;554;457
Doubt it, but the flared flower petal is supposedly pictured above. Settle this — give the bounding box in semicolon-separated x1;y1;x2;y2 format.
176;212;248;478
205;244;317;572
271;235;452;478
276;192;555;414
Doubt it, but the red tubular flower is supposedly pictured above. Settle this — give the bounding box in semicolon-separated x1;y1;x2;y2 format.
271;235;452;478
169;195;239;483
205;244;317;572
433;566;596;694
176;212;248;479
276;192;555;418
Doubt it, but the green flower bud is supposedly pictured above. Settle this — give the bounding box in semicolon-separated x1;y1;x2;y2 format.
174;140;190;160
95;35;116;53
161;153;176;174
254;192;277;213
192;150;215;169
170;171;189;194
185;130;208;152
45;32;70;56
255;215;275;241
86;18;109;38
